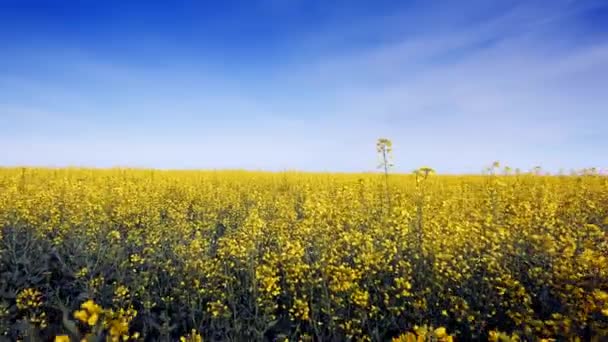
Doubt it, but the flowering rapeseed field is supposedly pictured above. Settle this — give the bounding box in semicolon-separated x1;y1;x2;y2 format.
0;167;607;341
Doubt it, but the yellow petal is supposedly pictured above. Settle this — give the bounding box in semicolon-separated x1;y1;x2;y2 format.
87;313;99;326
434;327;447;338
54;335;71;342
73;310;89;323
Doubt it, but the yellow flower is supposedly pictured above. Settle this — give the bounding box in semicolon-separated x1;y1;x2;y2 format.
594;290;608;302
73;310;89;323
16;288;43;310
76;267;89;278
179;329;203;342
81;300;102;314
434;327;447;338
4;165;608;340
87;312;99;326
55;335;70;342
392;332;416;342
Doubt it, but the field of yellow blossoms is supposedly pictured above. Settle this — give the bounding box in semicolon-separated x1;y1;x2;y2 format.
0;167;607;341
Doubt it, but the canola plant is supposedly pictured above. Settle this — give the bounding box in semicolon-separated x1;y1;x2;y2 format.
0;167;607;341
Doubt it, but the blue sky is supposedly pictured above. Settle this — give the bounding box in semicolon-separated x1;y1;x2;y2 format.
1;0;607;173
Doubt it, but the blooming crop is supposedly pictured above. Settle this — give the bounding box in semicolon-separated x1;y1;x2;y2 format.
0;167;606;340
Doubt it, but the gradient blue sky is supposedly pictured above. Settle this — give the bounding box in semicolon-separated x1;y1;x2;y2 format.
1;0;607;173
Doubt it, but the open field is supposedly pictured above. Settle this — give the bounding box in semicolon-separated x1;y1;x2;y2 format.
1;168;607;341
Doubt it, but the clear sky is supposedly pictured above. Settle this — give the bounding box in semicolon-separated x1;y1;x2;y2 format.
1;0;607;173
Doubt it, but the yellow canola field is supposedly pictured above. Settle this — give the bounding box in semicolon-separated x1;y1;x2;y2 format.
0;168;607;341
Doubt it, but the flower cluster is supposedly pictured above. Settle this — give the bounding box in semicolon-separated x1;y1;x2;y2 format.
0;167;606;340
72;299;138;342
15;288;47;329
